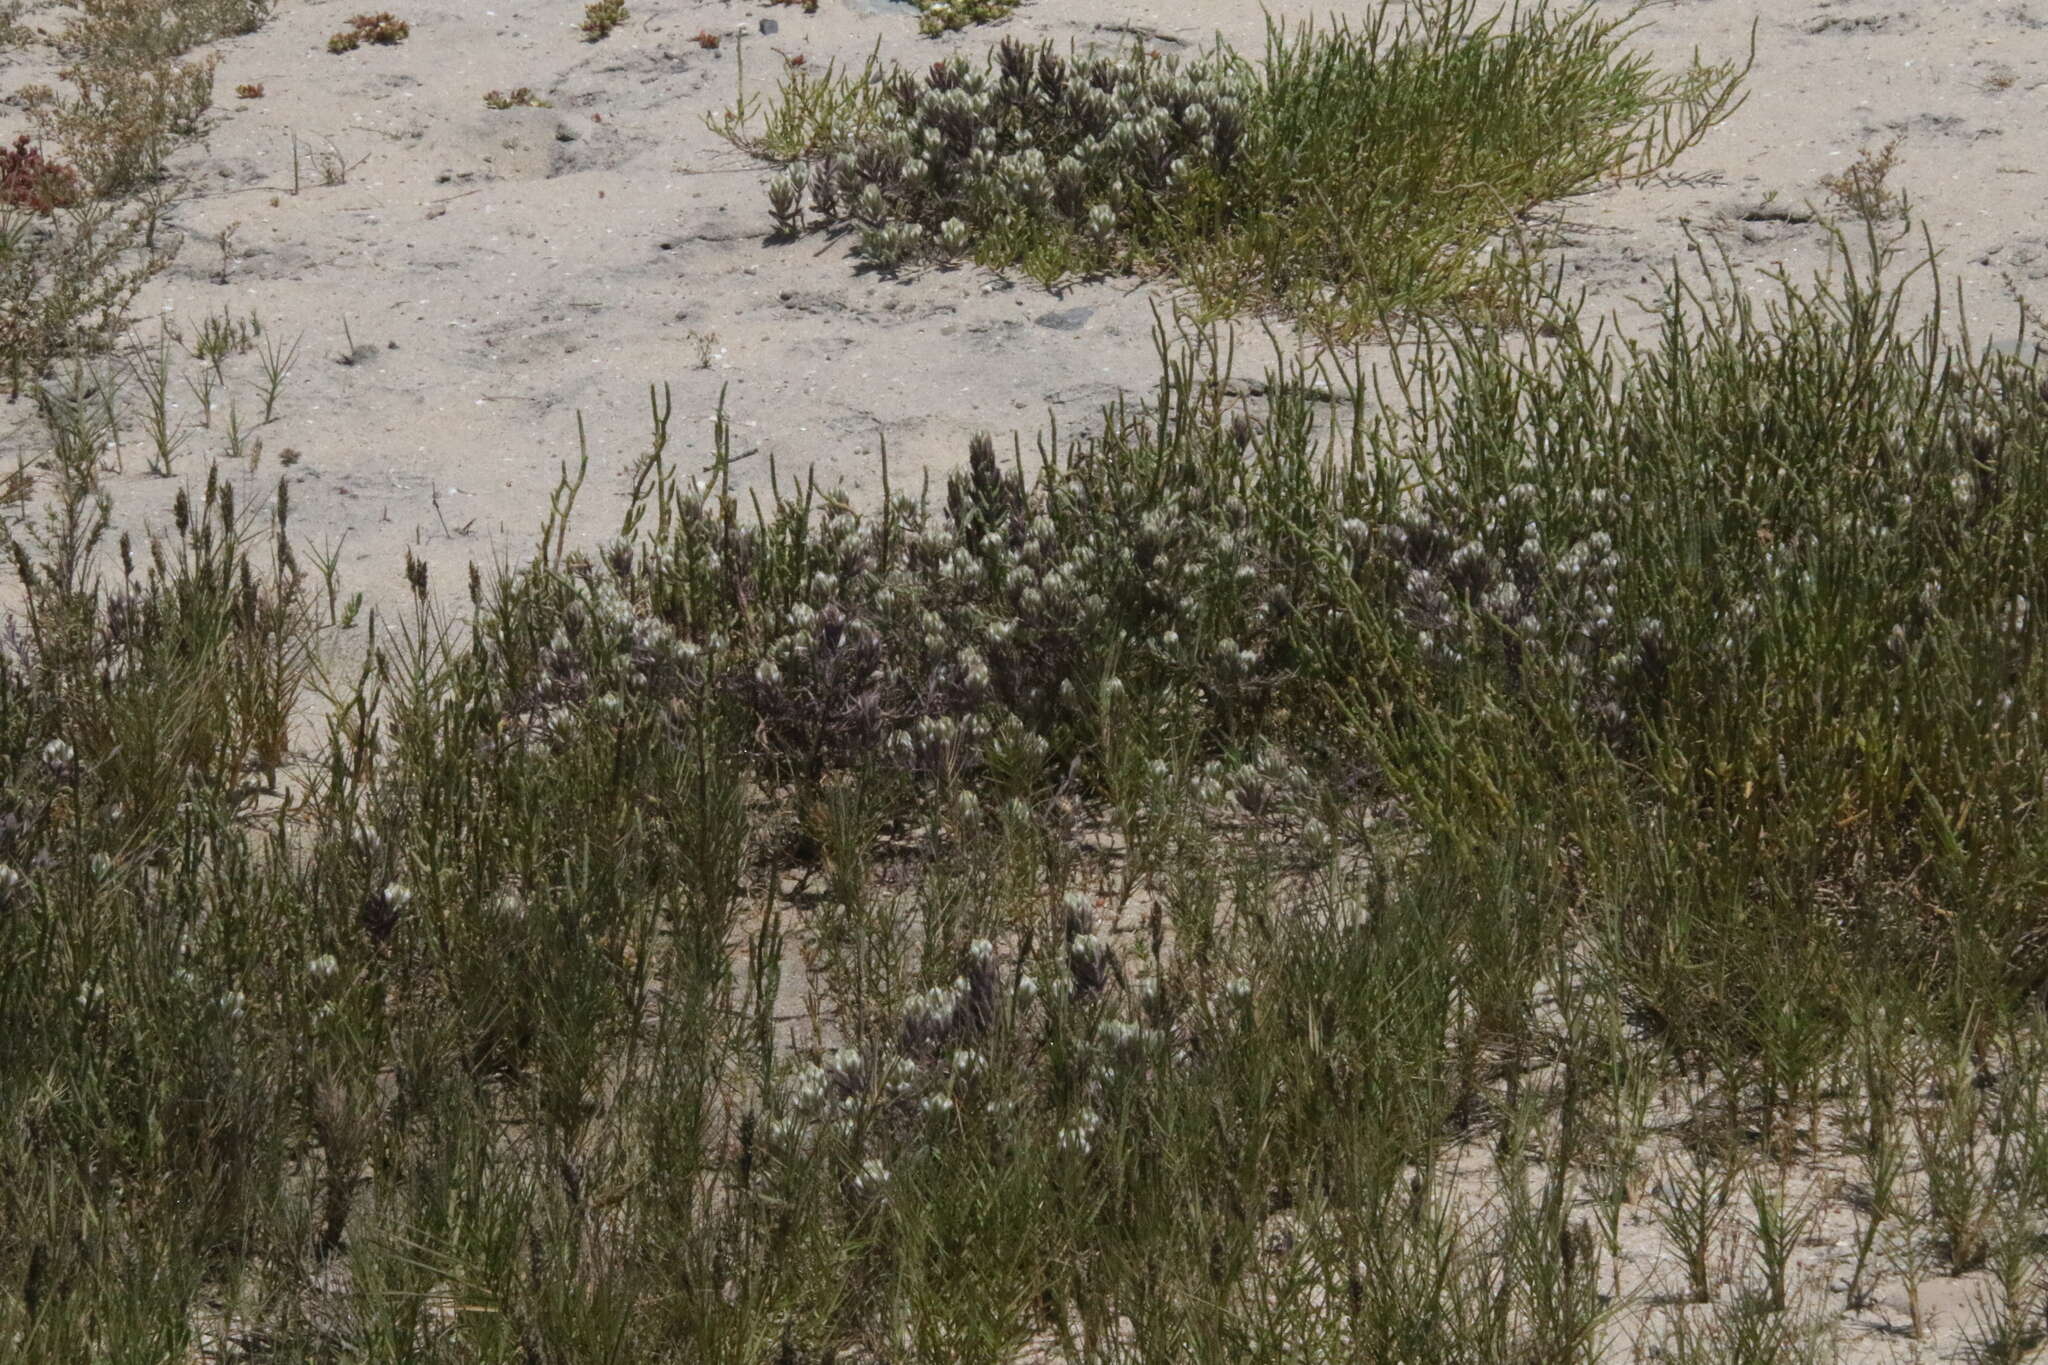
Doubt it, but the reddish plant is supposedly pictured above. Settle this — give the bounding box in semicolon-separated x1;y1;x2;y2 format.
328;12;408;52
0;135;83;213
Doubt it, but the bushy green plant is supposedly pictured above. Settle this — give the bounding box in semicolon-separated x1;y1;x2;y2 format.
765;37;1247;276
0;203;166;398
1200;1;1747;330
758;2;1749;328
0;0;283;392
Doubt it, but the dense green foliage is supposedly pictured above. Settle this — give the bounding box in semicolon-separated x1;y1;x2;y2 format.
5;224;2048;1359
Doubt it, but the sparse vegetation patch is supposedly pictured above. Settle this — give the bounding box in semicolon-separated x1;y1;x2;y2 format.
0;0;263;392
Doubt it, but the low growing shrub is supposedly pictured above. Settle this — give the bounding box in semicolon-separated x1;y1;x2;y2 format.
754;1;1749;331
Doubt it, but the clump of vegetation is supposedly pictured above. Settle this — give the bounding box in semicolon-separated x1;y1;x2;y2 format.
0;135;83;212
2;1;2045;1356
4;0;269;203
705;44;885;163
580;0;627;41
764;37;1246;273
327;11;409;53
0;0;267;393
912;0;1021;36
234;82;265;98
0;206;167;397
1820;135;1908;222
483;86;552;109
6;217;2048;1359
690;26;720;49
751;1;1749;332
17;13;218;200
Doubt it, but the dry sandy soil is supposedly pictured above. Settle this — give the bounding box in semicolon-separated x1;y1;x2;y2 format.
3;0;2047;1359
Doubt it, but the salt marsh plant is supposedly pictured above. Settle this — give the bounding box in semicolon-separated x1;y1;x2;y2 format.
750;1;1749;330
1820;136;1907;223
707;40;886;163
911;0;1020;36
9;208;2048;1361
761;35;1252;280
327;10;410;52
0;0;278;394
17;0;219;198
0;201;166;397
580;0;627;43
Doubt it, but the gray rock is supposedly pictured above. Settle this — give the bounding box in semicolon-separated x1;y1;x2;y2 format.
758;16;777;33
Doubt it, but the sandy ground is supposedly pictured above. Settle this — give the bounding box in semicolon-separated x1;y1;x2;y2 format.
3;1;2047;1359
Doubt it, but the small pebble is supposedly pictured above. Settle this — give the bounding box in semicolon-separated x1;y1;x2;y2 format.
759;16;778;33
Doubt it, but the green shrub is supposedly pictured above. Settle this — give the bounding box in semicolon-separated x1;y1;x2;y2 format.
0;0;280;389
0;203;165;397
758;2;1749;330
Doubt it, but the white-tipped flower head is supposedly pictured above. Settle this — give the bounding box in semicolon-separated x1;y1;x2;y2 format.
937;217;973;257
